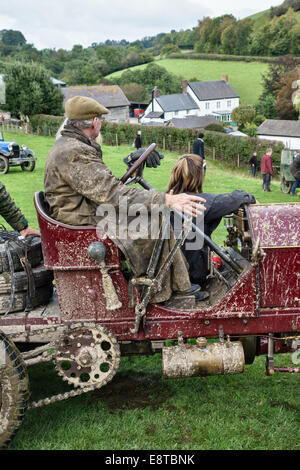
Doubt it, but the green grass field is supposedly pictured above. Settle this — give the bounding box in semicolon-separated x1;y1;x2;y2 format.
1;131;299;451
106;58;268;105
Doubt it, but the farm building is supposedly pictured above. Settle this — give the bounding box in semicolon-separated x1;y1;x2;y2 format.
141;76;239;126
62;85;130;122
257;120;300;150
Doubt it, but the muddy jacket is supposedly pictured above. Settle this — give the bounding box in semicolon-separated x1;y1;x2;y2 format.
0;182;28;232
44;125;191;302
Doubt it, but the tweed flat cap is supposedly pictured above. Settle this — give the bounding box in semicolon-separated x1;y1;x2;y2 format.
65;96;109;120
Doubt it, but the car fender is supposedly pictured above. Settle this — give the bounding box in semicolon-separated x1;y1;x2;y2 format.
0;149;10;157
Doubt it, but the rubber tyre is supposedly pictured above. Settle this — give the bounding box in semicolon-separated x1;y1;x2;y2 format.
281;176;292;194
0;234;43;273
0;156;9;175
0;284;54;315
0;331;29;449
21;160;35;172
239;336;258;365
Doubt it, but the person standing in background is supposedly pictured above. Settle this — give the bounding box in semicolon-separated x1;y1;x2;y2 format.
249;152;258;178
135;130;142;149
193;132;206;174
261;148;274;192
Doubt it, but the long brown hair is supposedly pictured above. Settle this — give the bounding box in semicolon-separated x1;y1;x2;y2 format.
167;154;204;195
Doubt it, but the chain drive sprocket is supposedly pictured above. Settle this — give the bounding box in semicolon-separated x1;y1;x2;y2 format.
4;322;120;409
55;323;120;389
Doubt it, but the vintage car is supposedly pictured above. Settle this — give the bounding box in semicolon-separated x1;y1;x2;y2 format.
0;146;299;448
0;131;36;174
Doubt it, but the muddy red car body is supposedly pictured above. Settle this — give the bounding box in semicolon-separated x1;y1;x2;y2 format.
1;197;299;356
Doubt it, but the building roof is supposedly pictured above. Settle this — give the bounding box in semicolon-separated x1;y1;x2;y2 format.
188;80;239;101
257;120;300;138
168;115;219;129
144;111;164;119
156;93;198;112
62;85;130;109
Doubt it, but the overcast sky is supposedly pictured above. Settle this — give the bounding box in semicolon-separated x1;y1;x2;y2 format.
1;0;280;50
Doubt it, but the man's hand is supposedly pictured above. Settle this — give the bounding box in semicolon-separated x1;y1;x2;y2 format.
165;193;206;218
20;227;40;238
124;148;164;168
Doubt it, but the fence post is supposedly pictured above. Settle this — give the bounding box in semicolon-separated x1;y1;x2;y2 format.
237;154;240;167
115;133;119;147
188;141;191;154
163;137;166;151
213;147;216;161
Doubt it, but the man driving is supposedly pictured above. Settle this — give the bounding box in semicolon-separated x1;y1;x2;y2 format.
44;96;206;305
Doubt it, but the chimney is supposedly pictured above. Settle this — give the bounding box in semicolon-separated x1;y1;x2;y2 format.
222;74;229;83
152;87;159;112
182;79;188;95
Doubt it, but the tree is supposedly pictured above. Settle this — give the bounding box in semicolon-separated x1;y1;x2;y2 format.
121;83;144;102
3;61;64;117
1;30;26;46
276;68;300;120
255;95;278;119
160;44;181;57
260;54;298;100
231;105;256;126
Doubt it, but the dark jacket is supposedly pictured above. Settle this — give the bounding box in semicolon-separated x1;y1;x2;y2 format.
249;156;258;167
193;138;204;159
135;135;142;149
178;190;256;286
0;182;28;232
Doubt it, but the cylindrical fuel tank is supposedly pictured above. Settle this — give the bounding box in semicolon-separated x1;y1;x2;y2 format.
162;338;245;378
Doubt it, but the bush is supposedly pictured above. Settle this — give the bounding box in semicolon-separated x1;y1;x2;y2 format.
205;123;226;133
29;114;65;136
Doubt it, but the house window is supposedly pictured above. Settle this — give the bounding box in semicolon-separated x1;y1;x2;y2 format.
217;101;221;109
227;100;231;108
186;110;190;115
205;102;210;110
175;111;179;116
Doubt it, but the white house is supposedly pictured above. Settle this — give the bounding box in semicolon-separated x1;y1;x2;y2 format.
141;76;239;125
257;120;300;150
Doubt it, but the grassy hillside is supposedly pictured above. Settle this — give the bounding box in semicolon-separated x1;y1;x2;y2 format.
106;59;268;105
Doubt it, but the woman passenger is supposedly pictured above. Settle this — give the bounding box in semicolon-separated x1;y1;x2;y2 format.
167;154;256;294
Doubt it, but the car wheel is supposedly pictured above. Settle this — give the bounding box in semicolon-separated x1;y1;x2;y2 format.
281;176;292;194
0;156;9;175
21;160;35;172
0;331;29;449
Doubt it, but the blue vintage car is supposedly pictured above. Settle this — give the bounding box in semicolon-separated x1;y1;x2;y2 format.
0;131;37;174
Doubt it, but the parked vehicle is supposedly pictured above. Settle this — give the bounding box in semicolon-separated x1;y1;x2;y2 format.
0;146;299;448
0;131;36;174
280;149;295;193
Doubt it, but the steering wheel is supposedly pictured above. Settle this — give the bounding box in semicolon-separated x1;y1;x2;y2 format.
120;143;156;188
